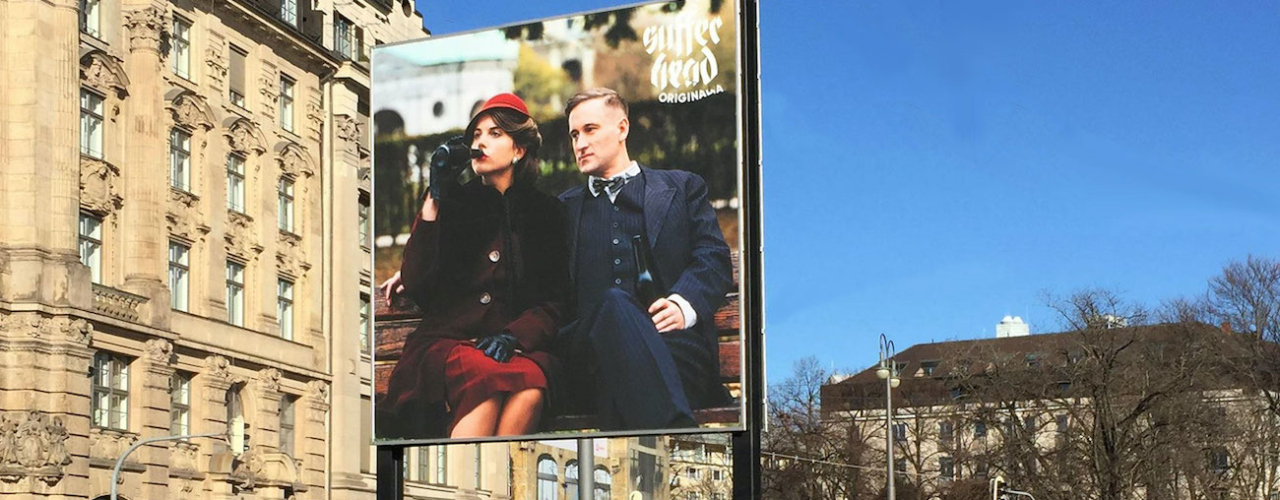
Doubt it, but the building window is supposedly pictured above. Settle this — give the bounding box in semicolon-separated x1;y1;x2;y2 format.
1024;415;1037;433
279;395;296;456
80;0;101;38
91;352;129;430
894;458;907;473
940;456;955;481
278;177;295;232
536;456;556;500
226;261;245;326
172;17;191;79
566;461;579;500
687;467;700;479
277;278;294;340
169;241;190;311
280;0;298;26
593;467;611;500
892;423;907;442
360;293;371;353
227;154;246;212
358;196;370;248
713;469;722;481
974;421;987;438
279;76;295;131
920;360;939;376
170;372;191;436
229;46;247;108
975;461;989;478
170;128;192;191
79;212;103;284
435;446;447;484
226;383;247;455
940;422;954;443
417;447;429;482
334;15;353;60
80;89;104;159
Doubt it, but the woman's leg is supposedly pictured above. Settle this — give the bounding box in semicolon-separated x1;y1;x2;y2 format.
496;388;545;436
450;393;506;438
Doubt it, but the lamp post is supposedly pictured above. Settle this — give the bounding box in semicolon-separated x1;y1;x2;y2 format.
110;432;228;500
876;333;901;500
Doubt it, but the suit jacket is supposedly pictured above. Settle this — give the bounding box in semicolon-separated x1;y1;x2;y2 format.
559;166;733;340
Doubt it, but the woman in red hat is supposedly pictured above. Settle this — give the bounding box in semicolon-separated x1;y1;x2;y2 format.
376;93;569;439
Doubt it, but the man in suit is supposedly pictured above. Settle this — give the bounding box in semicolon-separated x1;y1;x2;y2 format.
557;88;734;430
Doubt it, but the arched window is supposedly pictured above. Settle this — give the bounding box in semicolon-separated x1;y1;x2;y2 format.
537;455;558;500
593;467;611;500
565;460;579;500
226;382;247;455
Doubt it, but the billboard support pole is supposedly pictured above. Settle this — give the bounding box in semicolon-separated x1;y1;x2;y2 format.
579;438;595;499
733;0;764;498
376;445;405;500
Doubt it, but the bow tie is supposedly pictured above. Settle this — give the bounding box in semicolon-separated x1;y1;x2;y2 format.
591;176;626;197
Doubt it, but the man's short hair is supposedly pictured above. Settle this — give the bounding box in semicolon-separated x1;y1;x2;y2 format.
564;88;629;118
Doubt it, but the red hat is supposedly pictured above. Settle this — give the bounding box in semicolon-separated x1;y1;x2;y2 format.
466;93;530;137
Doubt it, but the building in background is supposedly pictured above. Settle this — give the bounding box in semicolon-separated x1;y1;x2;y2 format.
510;437;671;500
668;434;732;500
0;0;424;499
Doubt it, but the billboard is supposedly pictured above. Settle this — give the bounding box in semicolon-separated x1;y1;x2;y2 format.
371;0;750;444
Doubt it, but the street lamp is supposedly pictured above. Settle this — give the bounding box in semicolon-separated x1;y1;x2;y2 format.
877;333;901;500
110;431;230;500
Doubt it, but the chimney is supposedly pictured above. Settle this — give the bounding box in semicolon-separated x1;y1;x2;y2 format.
996;315;1030;338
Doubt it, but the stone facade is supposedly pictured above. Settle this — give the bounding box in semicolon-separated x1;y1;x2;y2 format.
0;0;424;499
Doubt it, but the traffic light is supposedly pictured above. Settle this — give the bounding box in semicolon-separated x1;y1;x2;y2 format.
990;475;1006;500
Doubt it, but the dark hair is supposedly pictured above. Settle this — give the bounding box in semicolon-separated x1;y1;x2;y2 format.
564;87;629;118
472;107;542;185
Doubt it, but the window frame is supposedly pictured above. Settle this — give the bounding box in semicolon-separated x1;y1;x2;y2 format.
359;293;371;354
171;16;192;80
170;128;193;192
278;177;295;233
79;212;104;284
277;277;294;340
279;0;298;27
536;456;557;500
229;46;248;109
80;0;101;38
226;260;246;327
80;88;105;159
226;153;247;213
170;372;192;436
91;352;130;431
279;394;296;456
279;75;295;132
169;241;190;311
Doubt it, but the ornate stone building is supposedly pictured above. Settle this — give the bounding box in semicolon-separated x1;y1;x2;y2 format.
0;0;424;498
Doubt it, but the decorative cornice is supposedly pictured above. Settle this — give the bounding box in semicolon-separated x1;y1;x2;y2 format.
225;118;268;156
168;92;216;131
124;7;169;52
79;51;130;97
80;156;123;216
0;313;92;345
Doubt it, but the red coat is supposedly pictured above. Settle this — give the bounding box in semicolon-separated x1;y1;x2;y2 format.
376;179;570;439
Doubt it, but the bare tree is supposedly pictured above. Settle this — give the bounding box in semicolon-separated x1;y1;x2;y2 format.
763;357;876;500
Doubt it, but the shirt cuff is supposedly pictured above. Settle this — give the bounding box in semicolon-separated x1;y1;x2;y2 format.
667;293;698;329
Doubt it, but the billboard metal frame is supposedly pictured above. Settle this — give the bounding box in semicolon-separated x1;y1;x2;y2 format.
375;0;763;495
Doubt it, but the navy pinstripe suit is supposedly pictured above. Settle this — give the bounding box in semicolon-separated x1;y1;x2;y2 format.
557;166;733;430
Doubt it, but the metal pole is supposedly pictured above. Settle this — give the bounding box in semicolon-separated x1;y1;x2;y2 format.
111;432;226;500
578;438;594;500
1002;488;1038;500
376;446;405;500
886;371;895;500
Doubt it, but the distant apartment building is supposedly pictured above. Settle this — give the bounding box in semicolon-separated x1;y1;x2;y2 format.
0;0;425;499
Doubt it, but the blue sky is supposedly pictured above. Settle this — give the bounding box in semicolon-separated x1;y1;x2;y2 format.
413;1;1280;383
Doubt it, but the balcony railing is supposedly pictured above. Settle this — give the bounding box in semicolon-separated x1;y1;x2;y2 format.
92;283;148;322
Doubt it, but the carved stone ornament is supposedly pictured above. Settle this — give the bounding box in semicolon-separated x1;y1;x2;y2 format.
80;52;130;97
169;93;216;131
258;73;278;116
226;119;267;156
167;188;208;241
225;211;262;259
276;144;316;180
304;380;329;401
256;368;282;393
204;355;232;380
80;157;123;215
230;446;267;489
205;46;229;88
305;103;324;138
171;441;200;473
143;338;173;363
124;7;169;51
0;313;92;344
0;412;74;484
334;114;362;147
276;231;309;278
88;428;138;462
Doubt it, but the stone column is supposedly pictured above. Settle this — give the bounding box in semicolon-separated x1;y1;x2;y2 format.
252;369;284;500
194;356;236;500
118;4;171;326
0;0;90;309
134;339;175;500
0;312;94;500
300;381;330;500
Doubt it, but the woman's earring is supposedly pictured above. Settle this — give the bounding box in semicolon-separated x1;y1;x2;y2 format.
512;156;520;166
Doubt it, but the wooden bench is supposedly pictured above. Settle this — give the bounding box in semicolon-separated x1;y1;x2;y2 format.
374;253;742;432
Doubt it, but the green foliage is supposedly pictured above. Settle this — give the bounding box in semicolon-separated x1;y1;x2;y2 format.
513;44;572;122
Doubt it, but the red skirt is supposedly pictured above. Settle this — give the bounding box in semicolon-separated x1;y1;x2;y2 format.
444;342;547;429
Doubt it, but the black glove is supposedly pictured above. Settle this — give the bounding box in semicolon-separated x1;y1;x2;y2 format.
475;331;519;363
429;136;470;201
